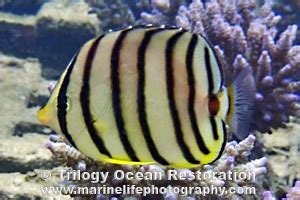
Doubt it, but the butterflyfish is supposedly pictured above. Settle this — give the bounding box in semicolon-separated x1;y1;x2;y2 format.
38;25;254;168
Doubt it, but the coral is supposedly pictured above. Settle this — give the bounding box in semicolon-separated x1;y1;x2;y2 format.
0;1;101;79
47;135;267;199
86;0;188;29
138;0;187;25
259;118;300;191
86;0;136;31
262;191;275;200
173;0;300;133
263;180;300;200
284;181;300;200
271;0;300;44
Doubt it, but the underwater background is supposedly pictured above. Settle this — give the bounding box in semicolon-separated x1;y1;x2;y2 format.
0;0;299;199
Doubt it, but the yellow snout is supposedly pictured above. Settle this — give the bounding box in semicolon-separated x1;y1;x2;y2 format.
37;106;50;125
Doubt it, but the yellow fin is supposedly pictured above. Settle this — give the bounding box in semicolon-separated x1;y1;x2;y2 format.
37;106;49;125
101;157;155;165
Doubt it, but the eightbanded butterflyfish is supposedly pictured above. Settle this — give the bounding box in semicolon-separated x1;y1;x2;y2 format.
38;25;254;168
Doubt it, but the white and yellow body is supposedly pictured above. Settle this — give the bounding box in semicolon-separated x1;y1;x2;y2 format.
38;26;253;168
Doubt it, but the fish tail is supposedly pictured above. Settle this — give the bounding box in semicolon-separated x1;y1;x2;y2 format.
226;67;255;139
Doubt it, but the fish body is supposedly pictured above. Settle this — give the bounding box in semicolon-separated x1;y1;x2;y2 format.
38;26;253;168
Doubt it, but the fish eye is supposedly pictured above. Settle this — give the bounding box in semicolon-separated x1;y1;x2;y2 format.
208;95;220;116
56;97;71;111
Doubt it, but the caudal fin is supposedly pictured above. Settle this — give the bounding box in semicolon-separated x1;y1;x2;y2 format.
226;68;255;139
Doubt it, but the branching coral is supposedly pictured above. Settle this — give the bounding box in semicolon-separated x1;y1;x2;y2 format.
262;181;300;200
175;0;300;133
272;0;300;44
284;181;300;200
47;135;267;199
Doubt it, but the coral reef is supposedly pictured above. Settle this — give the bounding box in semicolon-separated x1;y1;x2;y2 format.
271;0;300;44
262;190;275;200
39;1;300;199
137;0;187;25
0;0;44;14
1;0;298;131
0;54;61;198
86;0;189;30
0;1;101;79
262;181;300;200
284;181;300;200
86;0;136;31
172;0;300;133
46;135;267;199
0;0;299;199
258;117;300;197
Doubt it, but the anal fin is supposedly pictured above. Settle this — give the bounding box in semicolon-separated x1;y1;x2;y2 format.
101;157;155;165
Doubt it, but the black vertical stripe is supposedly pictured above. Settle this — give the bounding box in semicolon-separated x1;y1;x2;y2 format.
137;29;169;165
80;35;111;157
166;30;200;164
202;36;223;89
205;47;220;141
204;47;214;94
221;120;227;147
186;35;210;155
210;120;227;163
227;91;231;116
111;29;140;161
57;54;78;149
210;117;219;140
